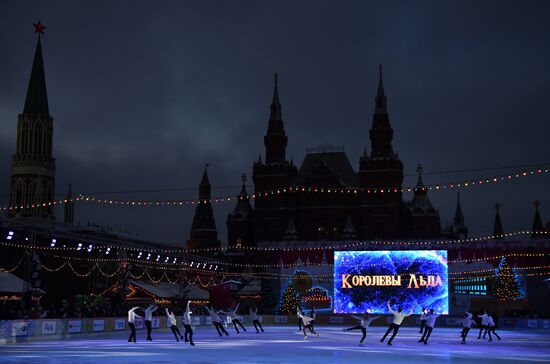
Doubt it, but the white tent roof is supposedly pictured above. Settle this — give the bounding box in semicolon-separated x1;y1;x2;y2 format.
129;279;209;300
0;272;45;294
237;280;261;296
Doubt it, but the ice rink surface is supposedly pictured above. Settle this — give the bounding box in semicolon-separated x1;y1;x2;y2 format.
1;326;549;364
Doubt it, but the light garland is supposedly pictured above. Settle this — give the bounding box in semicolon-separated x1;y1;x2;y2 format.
0;258;24;273
2;167;548;212
21;249;550;270
5;257;549;285
449;265;550;275
2;230;549;255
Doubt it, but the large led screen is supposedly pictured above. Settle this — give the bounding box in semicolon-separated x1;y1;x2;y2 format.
334;250;448;314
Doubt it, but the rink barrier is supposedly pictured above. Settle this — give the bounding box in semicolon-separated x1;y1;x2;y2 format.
1;315;549;341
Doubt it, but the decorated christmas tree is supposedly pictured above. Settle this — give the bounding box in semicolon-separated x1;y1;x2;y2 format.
494;258;521;300
280;284;301;314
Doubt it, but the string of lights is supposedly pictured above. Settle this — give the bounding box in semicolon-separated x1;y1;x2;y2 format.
22;252;550;268
2;166;548;212
0;258;24;273
2;230;548;255
3;257;550;283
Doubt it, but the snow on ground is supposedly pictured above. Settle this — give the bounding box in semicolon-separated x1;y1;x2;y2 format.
1;326;549;364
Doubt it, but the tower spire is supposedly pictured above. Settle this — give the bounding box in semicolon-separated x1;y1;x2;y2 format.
454;192;465;228
264;73;288;164
375;64;387;114
369;64;395;158
199;163;211;200
270;72;282;121
493;203;504;238
531;200;544;238
24;22;49;115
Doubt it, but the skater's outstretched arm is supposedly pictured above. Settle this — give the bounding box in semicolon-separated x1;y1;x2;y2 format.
387;301;395;314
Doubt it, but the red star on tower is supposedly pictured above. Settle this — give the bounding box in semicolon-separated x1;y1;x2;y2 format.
33;21;47;35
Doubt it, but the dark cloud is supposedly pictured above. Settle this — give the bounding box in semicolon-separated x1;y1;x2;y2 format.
1;1;549;245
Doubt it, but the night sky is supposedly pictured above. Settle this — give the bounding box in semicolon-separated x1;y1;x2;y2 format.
1;1;549;246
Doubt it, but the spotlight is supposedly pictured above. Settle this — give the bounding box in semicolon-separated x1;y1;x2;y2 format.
172;258;177;264
146;253;151;260
87;244;93;252
7;231;14;240
50;239;57;247
190;261;194;267
77;243;83;251
137;251;143;258
105;247;111;255
215;265;218;270
202;263;206;268
156;255;160;262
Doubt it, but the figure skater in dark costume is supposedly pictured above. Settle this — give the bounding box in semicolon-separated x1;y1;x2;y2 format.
127;306;141;343
298;310;318;339
418;309;440;345
344;312;380;345
219;303;246;334
380;301;413;346
461;311;476;344
419;307;428;334
205;306;229;337
478;310;490;339
182;301;195;345
144;304;158;341
306;305;318;336
484;312;501;342
166;308;184;342
250;306;264;333
296;307;304;333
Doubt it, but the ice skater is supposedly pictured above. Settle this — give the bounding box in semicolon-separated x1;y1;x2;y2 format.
418;309;440;345
127;306;141;343
219;302;246;334
183;301;195;345
484;312;501;342
419;307;428;334
166;307;184;342
298;309;318;339
250;306;264;333
477;310;490;339
380;301;413;346
306;305;318;336
144;304;158;341
296;307;304;332
344;311;380;345
205;305;229;337
460;311;476;344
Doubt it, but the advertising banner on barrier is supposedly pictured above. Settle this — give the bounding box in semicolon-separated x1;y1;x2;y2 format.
192;317;200;326
205;317;212;325
329;316;344;324
543;320;550;329
528;320;538;328
68;320;82;333
152;317;160;329
274;316;288;324
114;319;126;331
92;319;105;332
11;321;29;337
41;321;56;335
135;318;144;330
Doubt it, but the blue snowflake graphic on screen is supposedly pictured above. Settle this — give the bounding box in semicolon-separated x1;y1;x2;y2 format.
334;250;448;314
